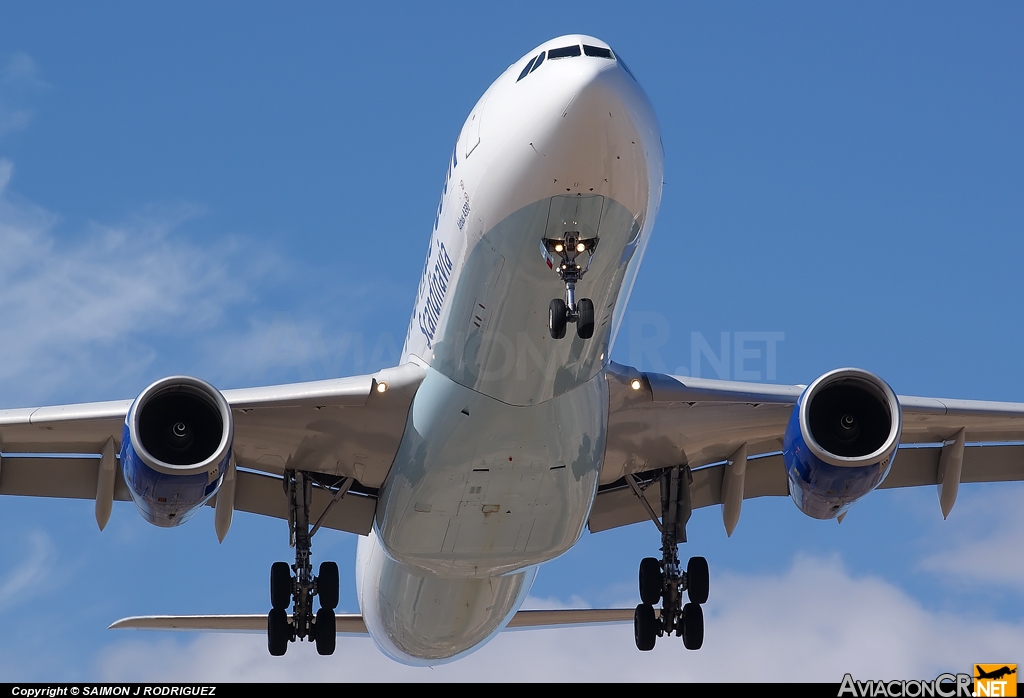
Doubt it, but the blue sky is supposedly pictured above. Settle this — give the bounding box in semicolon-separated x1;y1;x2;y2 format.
1;1;1022;681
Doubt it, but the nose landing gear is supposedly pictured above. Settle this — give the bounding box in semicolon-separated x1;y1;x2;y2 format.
627;466;710;652
543;233;598;340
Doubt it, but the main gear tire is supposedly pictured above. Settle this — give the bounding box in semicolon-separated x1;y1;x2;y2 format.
634;603;657;651
639;557;663;606
270;562;291;611
315;608;337;656
268;608;290;656
318;561;340;610
687;556;709;605
682;602;704;650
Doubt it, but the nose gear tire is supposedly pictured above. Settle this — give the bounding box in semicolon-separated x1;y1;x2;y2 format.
576;298;595;339
549;298;567;339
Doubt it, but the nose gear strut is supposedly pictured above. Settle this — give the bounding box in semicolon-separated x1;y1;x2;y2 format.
626;465;710;651
267;469;343;656
543;233;598;340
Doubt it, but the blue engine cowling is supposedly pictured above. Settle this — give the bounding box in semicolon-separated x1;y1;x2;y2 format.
783;368;902;520
120;376;234;527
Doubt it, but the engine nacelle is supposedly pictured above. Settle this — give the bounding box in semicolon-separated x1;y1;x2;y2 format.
120;376;233;527
783;368;902;520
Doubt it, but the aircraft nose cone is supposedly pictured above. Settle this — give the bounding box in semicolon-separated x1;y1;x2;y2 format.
516;53;660;211
476;40;659;158
541;51;633;123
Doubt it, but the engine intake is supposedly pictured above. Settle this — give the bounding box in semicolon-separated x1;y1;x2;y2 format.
783;368;901;519
120;376;234;527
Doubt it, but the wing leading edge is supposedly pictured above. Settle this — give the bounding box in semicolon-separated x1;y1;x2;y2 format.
109;608;638;635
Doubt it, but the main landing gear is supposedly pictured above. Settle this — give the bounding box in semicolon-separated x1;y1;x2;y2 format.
268;469;345;656
627;465;709;652
543;232;598;340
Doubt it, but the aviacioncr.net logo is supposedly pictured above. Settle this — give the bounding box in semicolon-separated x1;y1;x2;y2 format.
838;673;973;698
974;665;1017;697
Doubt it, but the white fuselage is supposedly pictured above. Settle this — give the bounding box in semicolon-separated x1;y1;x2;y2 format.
355;35;664;664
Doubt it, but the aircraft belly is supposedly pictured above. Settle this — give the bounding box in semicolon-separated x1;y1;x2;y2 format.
375;367;607;577
357;530;537;665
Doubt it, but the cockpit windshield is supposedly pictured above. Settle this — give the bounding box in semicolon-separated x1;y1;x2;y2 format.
582;45;613;59
548;45;582;59
517;43;620;84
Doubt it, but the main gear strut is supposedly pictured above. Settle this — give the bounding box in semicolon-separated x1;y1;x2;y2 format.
627;465;709;651
542;233;598;340
267;469;344;656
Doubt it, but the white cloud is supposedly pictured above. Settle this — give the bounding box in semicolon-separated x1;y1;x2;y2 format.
0;158;12;193
2;52;45;87
0;56;278;403
0;531;57;612
207;306;405;386
522;594;592;611
0;107;31;139
0;52;45;139
918;488;1024;591
0;162;259;402
0;153;401;404
95;555;1024;682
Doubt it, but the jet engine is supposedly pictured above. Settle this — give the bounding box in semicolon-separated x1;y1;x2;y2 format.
783;368;902;519
120;376;233;527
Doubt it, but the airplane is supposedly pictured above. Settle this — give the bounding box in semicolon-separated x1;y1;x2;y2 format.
975;666;1017;681
1;33;1023;667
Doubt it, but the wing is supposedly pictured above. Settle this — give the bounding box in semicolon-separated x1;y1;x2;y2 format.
108;608;637;634
0;363;425;536
590;362;1024;533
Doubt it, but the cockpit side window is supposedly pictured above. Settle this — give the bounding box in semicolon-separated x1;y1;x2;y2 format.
518;55;539;81
548;45;582;59
612;51;636;80
530;51;545;73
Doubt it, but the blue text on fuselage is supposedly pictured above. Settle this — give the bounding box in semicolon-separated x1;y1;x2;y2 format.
417;242;453;349
433;146;458;232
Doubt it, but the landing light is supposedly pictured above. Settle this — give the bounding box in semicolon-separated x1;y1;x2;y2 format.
576;242;586;253
376;382;388;394
554;243;563;253
630;379;642;391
